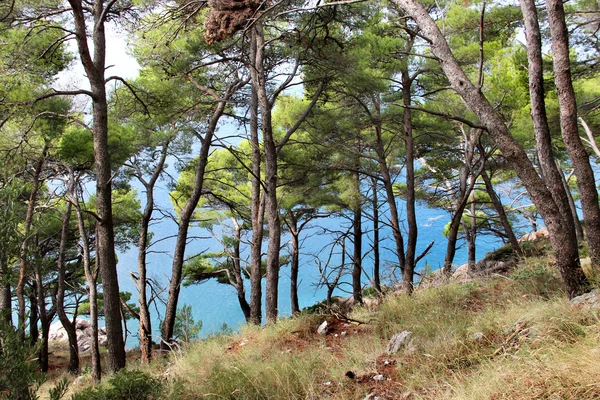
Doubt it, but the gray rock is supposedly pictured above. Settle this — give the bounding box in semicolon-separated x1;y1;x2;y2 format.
75;319;91;330
372;374;386;381
472;332;484;341
78;336;91;353
386;331;413;355
317;321;328;335
570;289;600;308
98;335;108;347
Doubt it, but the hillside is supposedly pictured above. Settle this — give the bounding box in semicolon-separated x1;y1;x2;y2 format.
44;251;600;400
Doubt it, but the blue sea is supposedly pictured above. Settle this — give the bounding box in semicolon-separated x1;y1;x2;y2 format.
114;154;504;347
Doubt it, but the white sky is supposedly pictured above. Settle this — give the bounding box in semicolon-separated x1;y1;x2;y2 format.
55;22;140;98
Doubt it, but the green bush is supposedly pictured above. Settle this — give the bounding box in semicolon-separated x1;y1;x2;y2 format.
70;370;163;400
0;320;45;400
510;263;563;298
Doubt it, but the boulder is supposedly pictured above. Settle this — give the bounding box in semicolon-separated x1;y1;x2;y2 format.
317;321;328;336
48;318;108;352
519;227;549;243
570;289;600;309
385;331;413;355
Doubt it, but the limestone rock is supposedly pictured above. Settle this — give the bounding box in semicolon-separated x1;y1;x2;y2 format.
317;321;328;335
570;289;600;309
48;318;108;352
519;227;549;243
386;331;413;355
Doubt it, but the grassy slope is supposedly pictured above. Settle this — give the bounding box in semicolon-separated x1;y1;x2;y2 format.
61;252;600;400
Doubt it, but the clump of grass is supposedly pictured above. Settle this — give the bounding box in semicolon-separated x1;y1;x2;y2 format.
62;256;600;400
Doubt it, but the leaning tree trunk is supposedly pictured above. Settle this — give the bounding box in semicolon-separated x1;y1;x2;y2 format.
546;0;600;269
231;222;251;321
391;0;589;298
480;169;522;255
161;89;232;345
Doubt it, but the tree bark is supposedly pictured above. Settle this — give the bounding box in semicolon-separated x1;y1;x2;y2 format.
371;178;381;294
55;180;79;375
480;169;522;255
16;145;47;342
34;266;49;372
249;31;264;325
68;0;125;371
136;142;169;363
391;0;589;298
401;44;418;294
373;119;406;274
557;162;584;241
520;0;582;247
0;250;10;324
250;22;280;323
352;156;363;304
288;213;300;315
74;196;101;382
546;0;600;268
161;78;237;344
232;223;251;321
443;129;479;274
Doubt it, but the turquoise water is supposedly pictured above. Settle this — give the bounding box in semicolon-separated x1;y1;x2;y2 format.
115;172;502;347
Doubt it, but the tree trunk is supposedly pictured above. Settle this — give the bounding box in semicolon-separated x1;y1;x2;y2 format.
546;0;600;268
249;32;263;325
161;100;228;345
402;48;418;294
520;0;582;248
373;122;406;273
136;143;169;363
251;23;280;323
392;0;589;297
74;201;101;382
0;252;10;324
443;131;478;274
467;190;477;269
35;267;49;372
557;163;584;241
29;288;38;346
55;188;79;375
289;214;300;315
16;146;46;342
371;178;381;294
480;169;522;255
352;163;363;304
231;220;251;321
68;0;126;371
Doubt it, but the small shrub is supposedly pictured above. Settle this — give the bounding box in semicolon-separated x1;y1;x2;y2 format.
70;370;163;400
0;320;45;400
510;263;563;298
173;304;202;343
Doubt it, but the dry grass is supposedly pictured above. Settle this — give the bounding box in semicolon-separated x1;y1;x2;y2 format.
54;255;600;399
